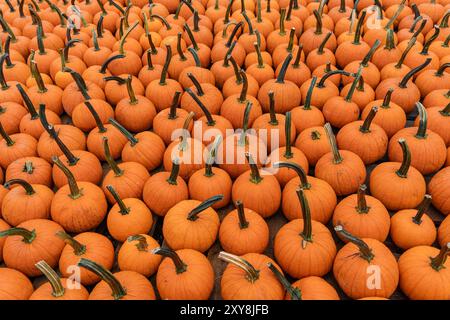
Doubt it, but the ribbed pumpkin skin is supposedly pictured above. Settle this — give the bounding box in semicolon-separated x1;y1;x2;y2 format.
0;219;10;262
29;279;90;300
398;246;450;300
274;219;337;279
438;215;450;247
118;235;162;277
287;276;340;300
428;167;450;215
333;238;399;299
89;271;156;300
221;253;285;300
156;249;214;300
0;268;34;300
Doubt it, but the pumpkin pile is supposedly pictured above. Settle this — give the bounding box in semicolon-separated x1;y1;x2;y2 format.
0;0;449;301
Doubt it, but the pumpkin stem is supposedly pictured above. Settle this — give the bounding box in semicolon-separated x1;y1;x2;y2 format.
85;101;107;133
224;0;233;24
360;106;378;133
223;42;236;67
103;137;124;176
123;75;138;105
267;262;301;300
185;88;215;126
204;135;222;177
352;10;366;45
106;185;130;215
268;91;278;125
421;25;440;55
324;123;343;164
35;261;65;297
313;10;322;34
254;41;265;68
96;14;105;38
317;32;332;54
100;54;125;74
279;8;286;35
356;184;370;213
226;21;243;48
242;11;254;35
395;37;416;69
56;231;87;256
63;38;81;63
238;69;249;102
235;200;249;229
91;29;100;52
0;121;14;146
256;0;262;22
30;59;47;93
266;0;271;13
152;247;187;274
385;0;405;30
78;258;126;299
276;53;293;84
246;152;262;184
296;187;313;245
439;10;449;28
168;91;181;120
0;227;36;243
187;47;201;70
175;32;187;61
286;0;294;20
127;234;149;251
284;112;293;158
145;49;154;70
443;34;450;47
334;225;375;262
317;69;350;88
396;138;411;178
274;161;310;189
399;58;431;88
187;73;204;96
286;28;296;52
311;130;321;140
65;68;90;100
413;18;427;39
146;30;158;55
430;243;450;271
0;15;16;42
381;88;394;108
229;56;243;84
159;44;172;85
23;161;34;174
239;101;252;146
178;112;195;151
292;43;303;68
119;21;139;55
345;65;363;102
187;195;223;221
108;0;125;14
4;179;36;195
362;39;381;66
52;156;82;199
166;158;181;185
440;103;450;116
218;251;260;283
303;76;317;110
412;194;432;225
435;63;450;77
109;118;139;146
409;15;423;33
415;102;428;139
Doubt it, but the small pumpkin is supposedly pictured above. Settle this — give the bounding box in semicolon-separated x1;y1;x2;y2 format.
294;126;331;166
29;260;89;300
274;187;337;278
333;225;399;299
219;251;284;300
0;267;33;300
78;258;156;300
219;200;269;255
398;243;450;300
117;234;162;277
438;215;450;247
154;247;214;300
414;103;450;147
163;195;222;252
58;231;115;286
428;166;450;215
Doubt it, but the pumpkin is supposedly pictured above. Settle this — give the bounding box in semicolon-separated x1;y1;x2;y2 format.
1;179;53;226
274;187;337;278
278;161;336;223
78;258;156;300
0;122;37;169
398;243;450;300
163;195;222;252
118;234;162;277
332;184;391;242
423;88;450;109
333;225;399;299
438;215;450;247
232;153;282;218
219;251;285;300
336;106;388;164
0;218;10;261
101;136;149;204
106;185;153;242
379;36;416;81
294;126;331;166
51;157;107;233
315;123;366;196
58;231;115;286
268;263;339;300
154;247;214;300
219;200;269;255
415;63;450;97
390;194;437;250
0;218;65;277
246;38;275;87
29;260;89;300
0;101;27;135
388;102;446;175
188;136;232;208
413;103;450;147
222;56;259;99
370;138;426;210
0;268;33;300
428;166;450;215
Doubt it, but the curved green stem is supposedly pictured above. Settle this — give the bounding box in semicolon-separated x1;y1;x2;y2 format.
284;112;293;158
4;179;35;195
324;123;342;164
268;91;278;125
412;194;431;225
185;87;215;126
335;225;374;262
360;106;378;133
235;200;249;229
356;184;369;213
352;10;366;45
381;88;393;108
268;262;301;300
218;251;260;283
430;243;450;271
159;45;172;85
56;231;87;256
362;40;381;66
396;138;411;178
152;247;187;274
246;152;262;184
103;137;123;176
0;227;36;243
106;185;130;215
297;187;312;244
303;76;317;110
127;234;149;251
276;53;293;84
100;54;125;74
421;25;440;55
0;122;14;146
187;195;223;221
35;261;65;297
52;156;82;199
415;102;428;139
108;118;139;146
